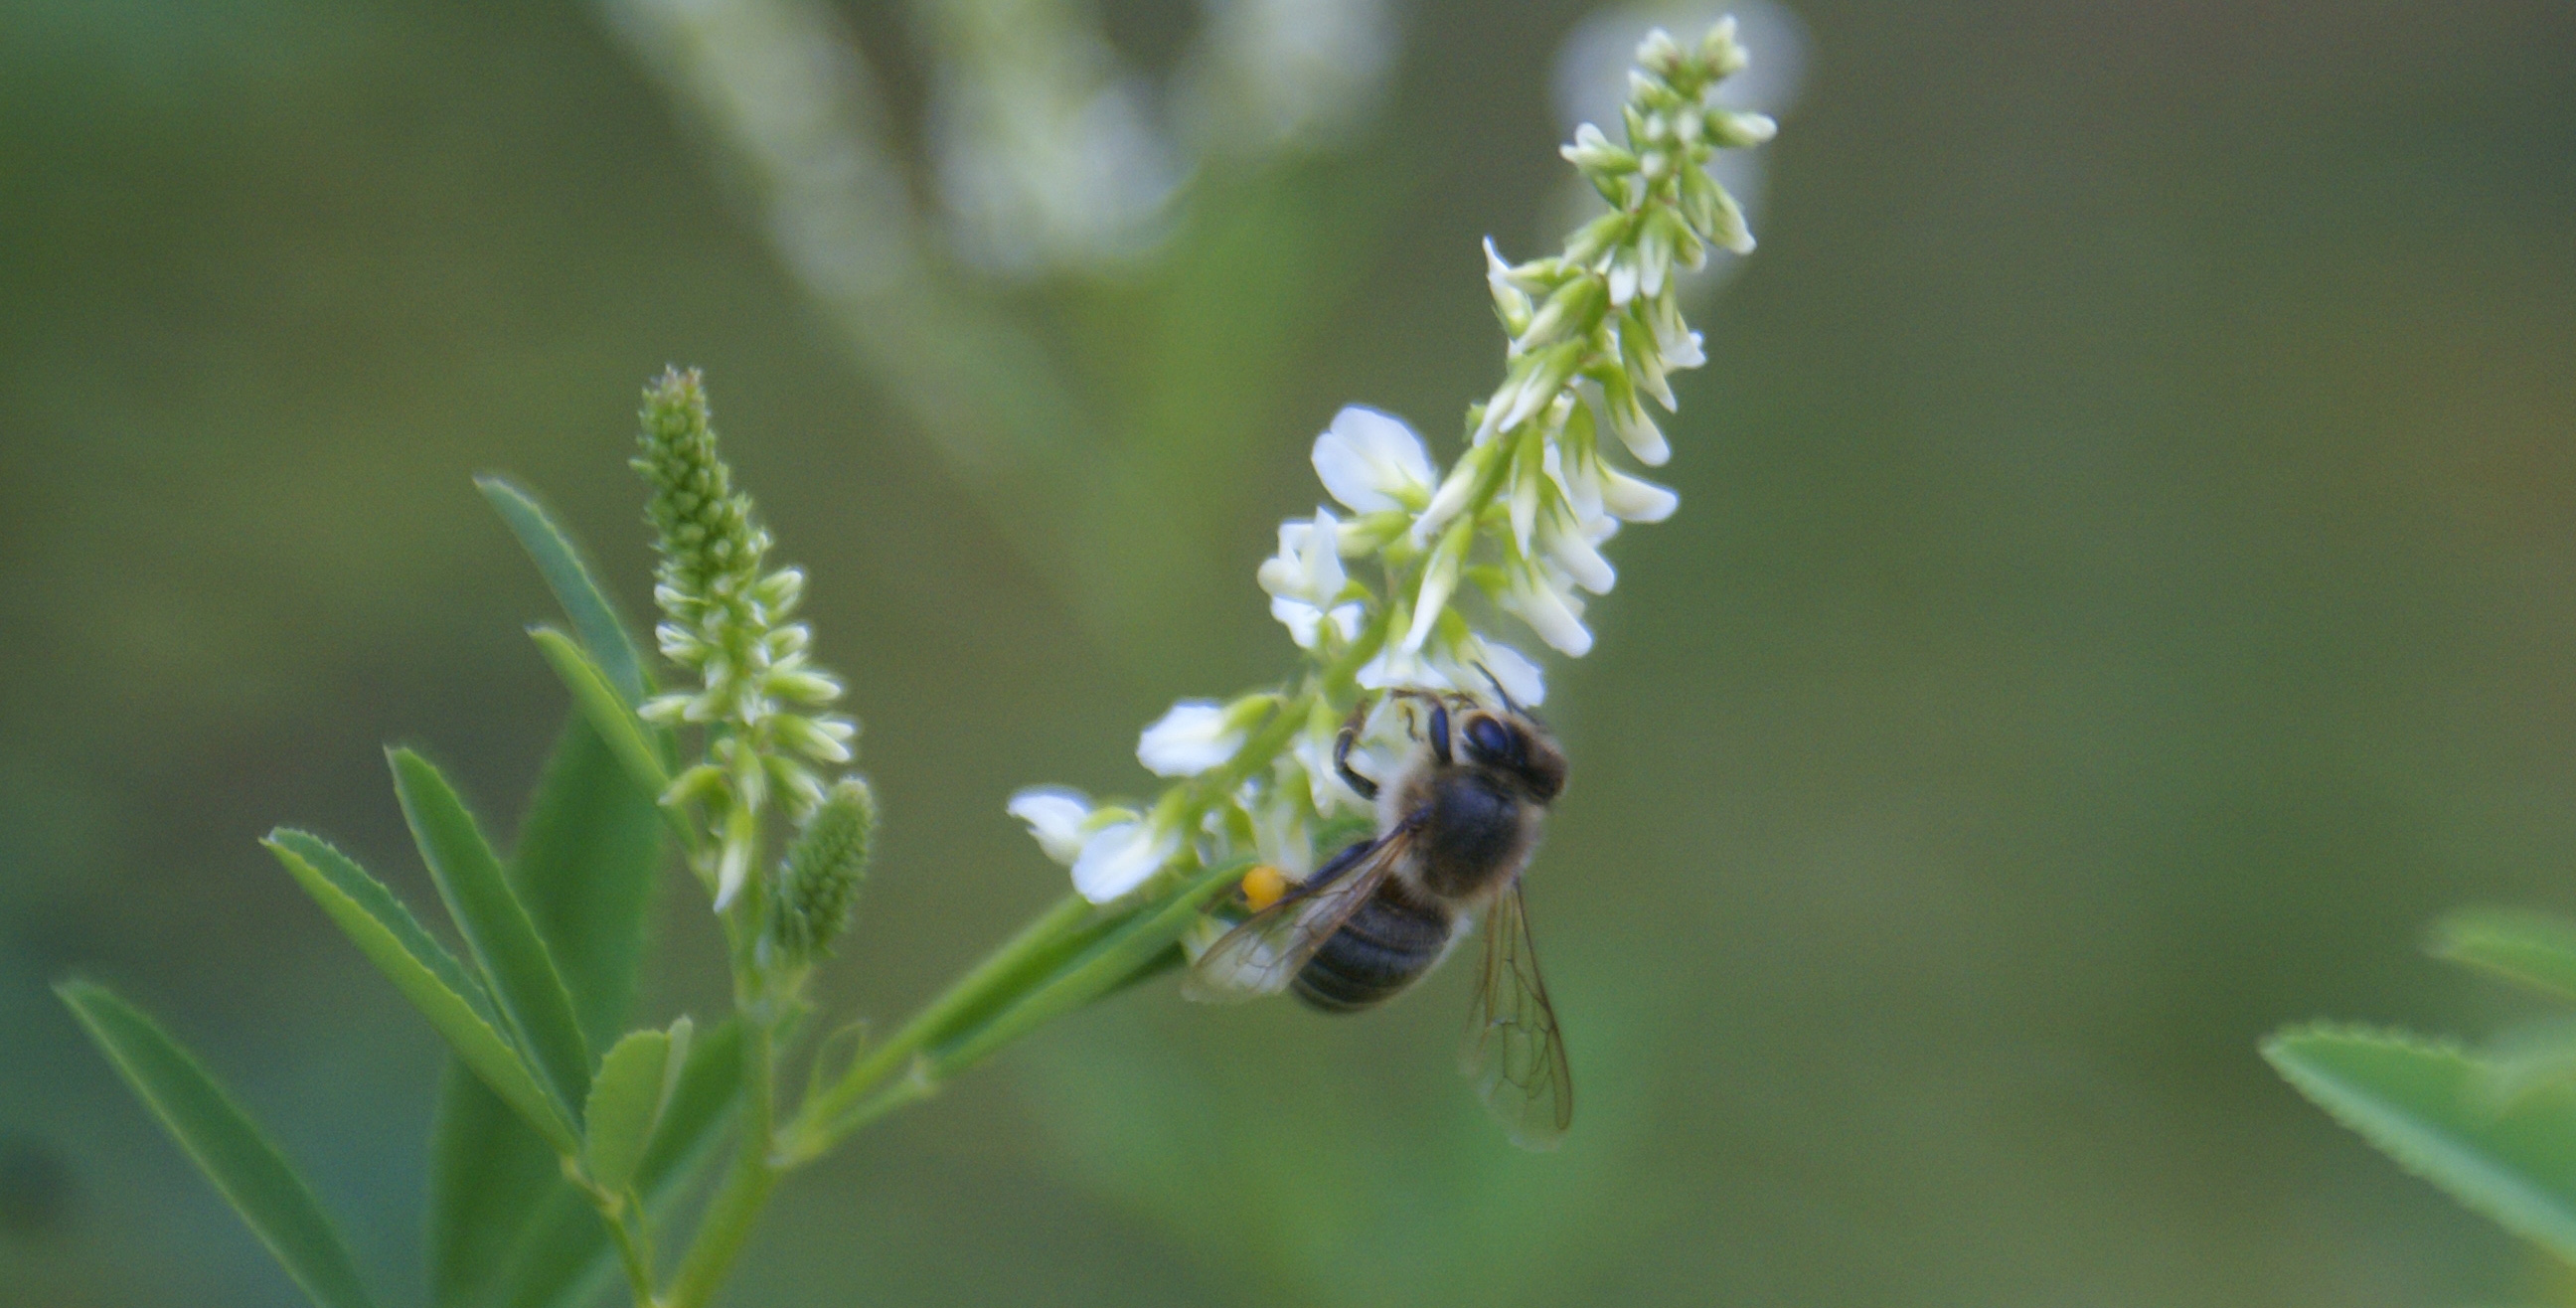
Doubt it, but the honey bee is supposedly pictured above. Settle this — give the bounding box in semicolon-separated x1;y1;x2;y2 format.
1185;680;1573;1149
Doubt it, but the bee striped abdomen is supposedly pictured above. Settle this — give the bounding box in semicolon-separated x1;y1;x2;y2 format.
1293;890;1453;1014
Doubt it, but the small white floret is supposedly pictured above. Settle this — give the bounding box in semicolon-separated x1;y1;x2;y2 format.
1070;817;1182;902
1312;406;1436;514
1007;787;1094;865
1137;700;1245;777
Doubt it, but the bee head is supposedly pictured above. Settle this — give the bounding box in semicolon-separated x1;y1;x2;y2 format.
1459;709;1566;803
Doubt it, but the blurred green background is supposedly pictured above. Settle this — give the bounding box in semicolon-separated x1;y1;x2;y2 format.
6;0;2575;1303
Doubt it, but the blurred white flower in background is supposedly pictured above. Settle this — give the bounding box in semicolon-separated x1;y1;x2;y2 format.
1548;0;1810;300
924;0;1403;275
1175;0;1401;157
600;0;1414;499
923;0;1183;275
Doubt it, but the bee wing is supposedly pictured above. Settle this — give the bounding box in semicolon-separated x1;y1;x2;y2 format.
1462;879;1572;1150
1182;828;1413;1004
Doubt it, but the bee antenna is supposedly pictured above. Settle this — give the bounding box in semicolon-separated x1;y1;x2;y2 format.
1473;662;1523;716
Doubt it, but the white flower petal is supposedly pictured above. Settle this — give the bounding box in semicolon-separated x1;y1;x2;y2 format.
1356;640;1454;693
1291;728;1363;816
1474;640;1546;708
1249;774;1316;878
1327;602;1365;643
1313;406;1435;513
1138;700;1244;776
1608;382;1672;466
1070;819;1181;902
1007;787;1094;865
1602;467;1680;523
1270;596;1326;648
1401;528;1467;654
1650;294;1706;370
1484;237;1531;334
1541;510;1618;595
714;837;752;910
1503;562;1594;657
1258;508;1347;609
1544;440;1606;529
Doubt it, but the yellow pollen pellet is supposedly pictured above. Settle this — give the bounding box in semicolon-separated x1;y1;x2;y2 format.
1240;864;1288;911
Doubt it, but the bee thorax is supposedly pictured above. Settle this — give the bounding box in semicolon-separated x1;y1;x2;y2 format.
1416;771;1535;899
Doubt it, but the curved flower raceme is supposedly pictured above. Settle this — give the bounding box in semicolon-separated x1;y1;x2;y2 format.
1008;21;1772;904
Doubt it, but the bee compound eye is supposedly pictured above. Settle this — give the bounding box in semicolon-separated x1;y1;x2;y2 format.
1464;715;1516;762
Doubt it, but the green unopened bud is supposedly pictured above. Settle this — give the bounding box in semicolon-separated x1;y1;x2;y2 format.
1563;211;1632;267
635;368;766;602
1517;274;1607;354
771;777;876;964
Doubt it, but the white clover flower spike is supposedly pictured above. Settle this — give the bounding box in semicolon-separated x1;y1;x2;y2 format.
1007;21;1769;922
1311;406;1436;514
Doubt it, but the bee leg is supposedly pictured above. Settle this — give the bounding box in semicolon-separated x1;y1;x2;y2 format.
1335;698;1381;802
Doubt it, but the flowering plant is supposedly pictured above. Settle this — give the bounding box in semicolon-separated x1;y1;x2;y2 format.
55;21;1773;1308
1007;20;1772;910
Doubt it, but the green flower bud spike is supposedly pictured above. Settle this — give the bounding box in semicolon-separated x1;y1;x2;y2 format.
770;777;877;964
632;368;857;909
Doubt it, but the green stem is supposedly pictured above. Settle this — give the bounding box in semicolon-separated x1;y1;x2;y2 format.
660;803;785;1308
604;1193;659;1308
663;1015;776;1308
821;1067;939;1140
785;892;1094;1157
925;861;1243;1076
788;859;1246;1162
770;611;1395;1170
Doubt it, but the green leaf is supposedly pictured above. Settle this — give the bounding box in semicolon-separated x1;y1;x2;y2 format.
532;628;672;800
59;981;380;1308
582;1024;679;1196
2432;906;2576;1003
424;1065;560;1308
2475;1018;2576;1111
510;718;669;1046
486;1020;743;1308
2264;1023;2576;1259
266;831;577;1156
390;749;593;1128
427;716;666;1306
477;476;652;706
